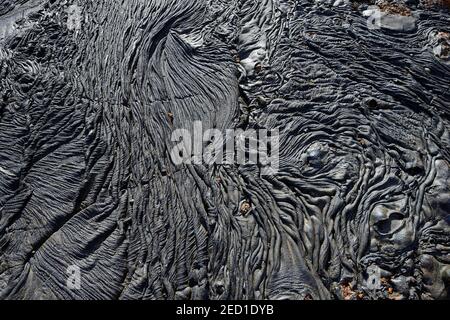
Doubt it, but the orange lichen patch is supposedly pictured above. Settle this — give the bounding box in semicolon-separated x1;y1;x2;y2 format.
378;1;412;16
239;201;252;215
437;31;450;39
388;287;394;294
357;137;368;146
432;31;450;59
439;0;450;8
341;282;357;300
388;292;404;300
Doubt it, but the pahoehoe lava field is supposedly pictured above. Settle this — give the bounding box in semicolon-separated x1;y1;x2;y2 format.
0;0;449;300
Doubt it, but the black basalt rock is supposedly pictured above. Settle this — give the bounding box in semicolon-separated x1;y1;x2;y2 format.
0;0;449;300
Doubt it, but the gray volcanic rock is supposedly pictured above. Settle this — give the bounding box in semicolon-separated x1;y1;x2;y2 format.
0;0;449;300
363;6;417;31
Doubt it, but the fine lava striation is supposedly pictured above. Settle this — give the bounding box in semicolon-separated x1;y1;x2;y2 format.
0;0;449;300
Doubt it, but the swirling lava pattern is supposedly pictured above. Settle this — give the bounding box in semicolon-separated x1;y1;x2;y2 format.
0;0;449;300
